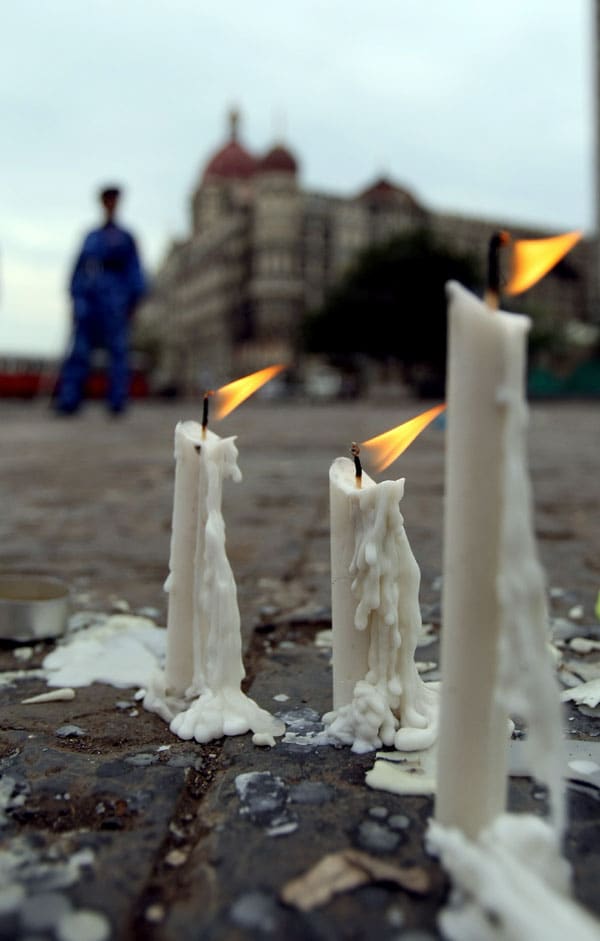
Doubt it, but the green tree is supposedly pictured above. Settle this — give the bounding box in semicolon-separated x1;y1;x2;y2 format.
303;229;481;394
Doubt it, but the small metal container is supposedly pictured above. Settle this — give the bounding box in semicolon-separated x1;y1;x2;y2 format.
0;574;70;642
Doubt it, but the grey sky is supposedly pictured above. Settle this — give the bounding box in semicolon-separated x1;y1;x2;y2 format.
0;0;594;357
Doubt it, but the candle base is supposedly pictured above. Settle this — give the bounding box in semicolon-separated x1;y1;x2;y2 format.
427;814;600;940
143;672;285;744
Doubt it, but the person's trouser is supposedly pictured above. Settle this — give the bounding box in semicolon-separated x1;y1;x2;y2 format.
57;305;129;412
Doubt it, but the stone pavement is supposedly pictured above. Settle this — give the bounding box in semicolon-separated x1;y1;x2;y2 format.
0;398;599;939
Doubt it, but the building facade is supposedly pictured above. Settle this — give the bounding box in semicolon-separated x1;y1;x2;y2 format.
136;110;593;393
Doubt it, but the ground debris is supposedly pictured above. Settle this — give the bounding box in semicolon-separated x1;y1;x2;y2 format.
22;687;75;705
280;847;430;911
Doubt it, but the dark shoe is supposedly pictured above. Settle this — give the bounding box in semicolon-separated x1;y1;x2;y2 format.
53;403;80;416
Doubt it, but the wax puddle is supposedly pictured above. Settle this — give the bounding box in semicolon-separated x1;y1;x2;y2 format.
366;739;600;796
42;615;166;689
366;746;437;795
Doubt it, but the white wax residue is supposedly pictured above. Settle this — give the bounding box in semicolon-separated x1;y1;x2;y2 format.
568;759;600;776
495;351;565;835
43;615;166;689
366;746;436;795
561;678;600;709
324;476;438;753
427;815;600;941
144;436;284;743
22;688;76;704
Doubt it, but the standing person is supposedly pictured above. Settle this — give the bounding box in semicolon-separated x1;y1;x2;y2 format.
55;185;146;415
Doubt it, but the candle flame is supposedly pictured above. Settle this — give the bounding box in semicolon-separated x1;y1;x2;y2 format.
362;403;446;472
214;364;286;419
505;231;581;296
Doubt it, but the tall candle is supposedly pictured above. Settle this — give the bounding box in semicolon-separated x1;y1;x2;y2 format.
435;282;562;838
145;424;283;744
324;456;438;753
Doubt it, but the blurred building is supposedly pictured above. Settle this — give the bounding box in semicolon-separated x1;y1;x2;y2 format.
136;109;592;393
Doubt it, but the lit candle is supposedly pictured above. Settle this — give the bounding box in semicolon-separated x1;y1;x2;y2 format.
324;407;444;754
145;366;286;745
430;233;595;933
435;273;572;837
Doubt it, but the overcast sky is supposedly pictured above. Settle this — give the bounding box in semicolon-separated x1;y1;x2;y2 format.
0;0;594;357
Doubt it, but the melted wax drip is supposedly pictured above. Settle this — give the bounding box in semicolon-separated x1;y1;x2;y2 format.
145;436;284;744
324;478;438;753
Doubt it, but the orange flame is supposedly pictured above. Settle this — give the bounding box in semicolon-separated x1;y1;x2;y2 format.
214;364;286;419
505;231;581;296
362;403;446;472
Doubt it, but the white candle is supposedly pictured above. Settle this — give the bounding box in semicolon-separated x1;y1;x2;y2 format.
145;424;284;744
428;814;600;941
435;282;563;838
323;456;438;753
164;420;204;697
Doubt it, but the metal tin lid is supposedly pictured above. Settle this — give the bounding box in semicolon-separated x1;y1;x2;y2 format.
0;574;70;643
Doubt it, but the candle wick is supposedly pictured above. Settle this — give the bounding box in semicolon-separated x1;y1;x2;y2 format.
484;230;510;310
202;391;214;438
351;442;362;489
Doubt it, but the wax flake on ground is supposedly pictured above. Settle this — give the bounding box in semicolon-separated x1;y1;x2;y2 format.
366;746;437;796
560;658;600;685
0;668;45;690
561;679;600;709
568;759;600;775
427;814;600;941
55;724;86;738
569;637;600;654
252;732;276;747
56;909;111;941
22;688;75;704
314;629;332;648
280;848;430;912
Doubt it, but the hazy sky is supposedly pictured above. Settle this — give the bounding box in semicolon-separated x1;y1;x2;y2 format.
0;1;594;357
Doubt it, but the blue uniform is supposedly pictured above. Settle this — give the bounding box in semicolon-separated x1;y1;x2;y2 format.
57;222;146;413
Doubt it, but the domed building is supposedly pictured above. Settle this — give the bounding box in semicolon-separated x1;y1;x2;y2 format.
137;110;590;394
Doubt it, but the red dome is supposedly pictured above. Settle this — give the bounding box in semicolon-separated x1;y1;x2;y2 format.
203;140;257;181
358;176;420;209
257;144;297;174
